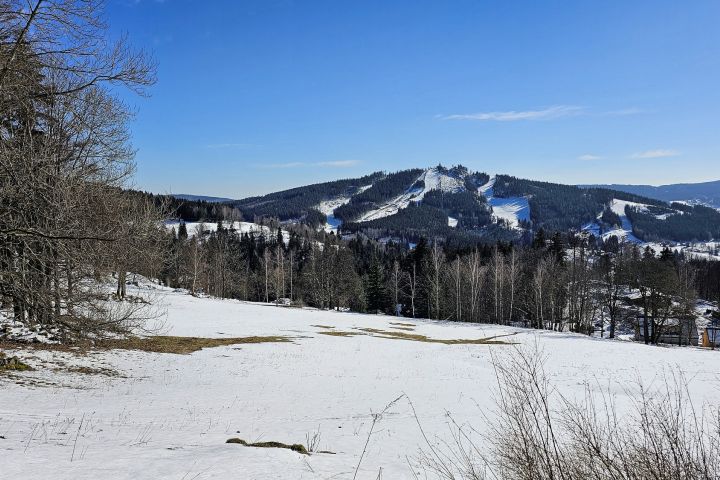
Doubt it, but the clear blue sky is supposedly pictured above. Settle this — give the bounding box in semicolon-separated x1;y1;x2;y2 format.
107;0;720;199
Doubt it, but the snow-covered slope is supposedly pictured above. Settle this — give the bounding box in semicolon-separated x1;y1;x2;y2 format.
3;287;720;479
356;167;465;222
583;199;683;243
477;175;530;229
316;185;372;233
597;199;646;243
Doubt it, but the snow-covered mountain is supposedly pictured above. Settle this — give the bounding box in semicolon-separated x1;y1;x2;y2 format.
224;166;720;245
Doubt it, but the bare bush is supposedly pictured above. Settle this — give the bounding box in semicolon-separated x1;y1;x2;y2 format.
418;346;720;480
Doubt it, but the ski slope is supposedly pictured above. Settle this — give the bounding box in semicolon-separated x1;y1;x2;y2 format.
477;176;530;229
3;285;720;479
357;167;465;222
316;185;372;233
584;199;674;243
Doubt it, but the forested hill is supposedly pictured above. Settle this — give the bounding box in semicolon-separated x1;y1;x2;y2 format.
161;166;720;246
580;180;720;209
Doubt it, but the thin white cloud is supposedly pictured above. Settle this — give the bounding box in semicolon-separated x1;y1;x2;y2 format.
578;154;603;161
439;105;644;122
315;160;360;167
630;149;680;159
440;105;584;122
258;160;361;169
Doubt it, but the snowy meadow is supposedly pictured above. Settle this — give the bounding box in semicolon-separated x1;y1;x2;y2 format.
2;284;720;479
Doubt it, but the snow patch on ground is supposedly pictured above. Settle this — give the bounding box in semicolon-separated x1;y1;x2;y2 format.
448;216;458;228
0;312;60;344
477;175;530;229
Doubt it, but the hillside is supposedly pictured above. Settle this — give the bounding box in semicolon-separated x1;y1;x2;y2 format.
581;180;720;209
3;283;720;479
209;166;720;246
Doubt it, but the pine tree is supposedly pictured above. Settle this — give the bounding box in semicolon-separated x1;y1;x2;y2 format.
178;222;188;240
365;259;385;313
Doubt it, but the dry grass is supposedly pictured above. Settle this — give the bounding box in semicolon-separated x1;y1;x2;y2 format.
311;325;335;329
61;366;121;377
317;331;364;337
99;335;293;354
226;438;309;455
389;322;417;327
356;328;516;345
391;326;416;331
0;360;32;372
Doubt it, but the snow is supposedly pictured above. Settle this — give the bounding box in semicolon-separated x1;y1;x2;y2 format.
357;167;465;222
644;241;720;262
583;199;645;243
0;311;59;344
582;200;703;249
317;197;350;233
4;287;720;479
316;185;372;234
164;220;290;244
447;216;458;228
477;175;530;229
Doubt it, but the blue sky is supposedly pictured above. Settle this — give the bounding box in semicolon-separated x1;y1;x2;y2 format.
108;0;720;198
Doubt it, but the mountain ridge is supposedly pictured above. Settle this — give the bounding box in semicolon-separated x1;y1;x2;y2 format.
579;180;720;209
166;167;720;246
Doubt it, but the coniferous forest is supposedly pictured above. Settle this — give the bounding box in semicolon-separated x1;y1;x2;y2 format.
158;219;720;345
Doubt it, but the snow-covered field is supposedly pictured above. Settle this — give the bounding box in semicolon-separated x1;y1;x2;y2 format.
165;220;291;243
3;287;720;479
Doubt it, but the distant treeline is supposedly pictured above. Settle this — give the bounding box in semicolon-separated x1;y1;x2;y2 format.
161;223;720;344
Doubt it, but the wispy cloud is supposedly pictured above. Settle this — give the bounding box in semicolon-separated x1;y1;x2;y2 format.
315;160;360;167
258;160;361;169
578;154;603;161
439;105;584;122
439;105;644;122
630;149;680;159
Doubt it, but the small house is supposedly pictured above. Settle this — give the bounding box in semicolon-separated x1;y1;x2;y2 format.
636;316;699;346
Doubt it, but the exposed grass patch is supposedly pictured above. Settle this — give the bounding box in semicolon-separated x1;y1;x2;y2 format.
317;331;364;337
0;351;32;372
99;335;293;354
226;438;309;455
391;326;416;331
311;325;335;329
0;359;32;372
356;328;516;345
389;322;417;327
62;366;120;377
